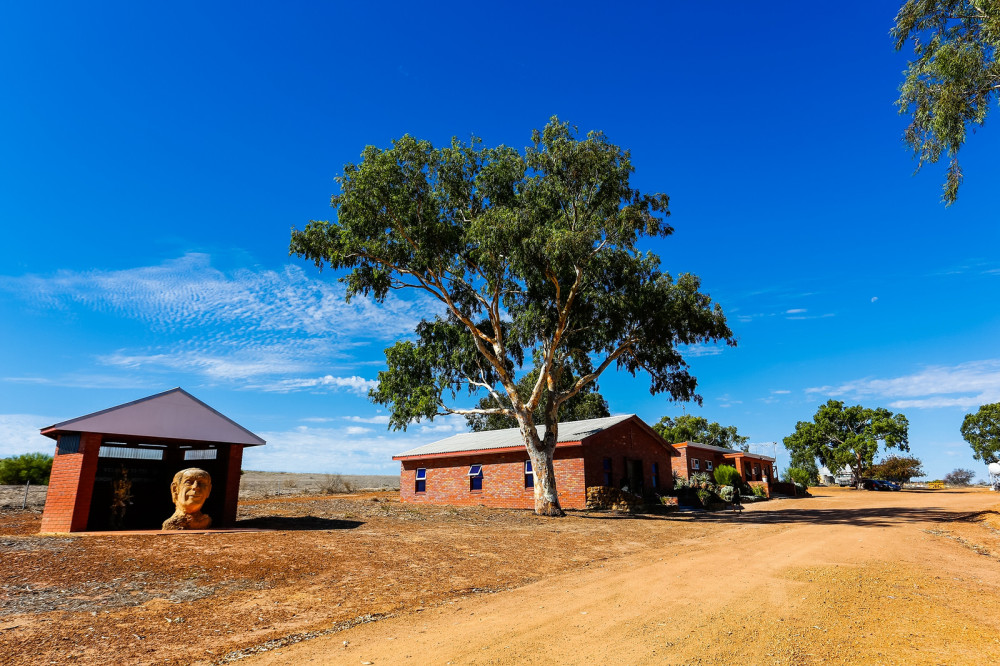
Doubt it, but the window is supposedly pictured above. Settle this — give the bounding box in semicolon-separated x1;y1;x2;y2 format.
524;460;534;488
415;468;426;493
706;460;714;471
56;433;81;455
691;458;700;470
602;457;613;486
468;464;483;491
651;462;659;488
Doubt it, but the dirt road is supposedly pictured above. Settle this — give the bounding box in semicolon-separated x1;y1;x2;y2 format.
250;489;1000;665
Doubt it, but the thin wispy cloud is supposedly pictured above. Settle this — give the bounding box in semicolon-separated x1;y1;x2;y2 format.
0;253;433;391
806;360;1000;409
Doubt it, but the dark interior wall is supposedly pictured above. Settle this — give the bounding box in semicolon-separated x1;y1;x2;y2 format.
85;446;227;530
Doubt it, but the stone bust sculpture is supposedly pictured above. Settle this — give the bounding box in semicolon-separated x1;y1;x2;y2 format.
162;467;213;530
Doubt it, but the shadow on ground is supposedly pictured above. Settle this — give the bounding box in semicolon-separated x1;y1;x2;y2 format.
577;506;998;529
236;516;364;530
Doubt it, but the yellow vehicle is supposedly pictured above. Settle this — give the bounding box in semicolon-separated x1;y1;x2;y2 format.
928;481;945;489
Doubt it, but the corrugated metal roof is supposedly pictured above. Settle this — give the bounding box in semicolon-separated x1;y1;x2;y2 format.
395;413;635;458
41;387;266;446
675;441;775;461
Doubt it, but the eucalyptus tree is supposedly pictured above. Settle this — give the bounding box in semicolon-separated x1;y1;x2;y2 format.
465;367;610;432
783;400;910;489
652;414;749;450
961;401;1000;462
892;1;1000;204
290;117;734;516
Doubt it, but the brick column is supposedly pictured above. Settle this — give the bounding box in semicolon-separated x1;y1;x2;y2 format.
220;444;243;526
40;432;101;533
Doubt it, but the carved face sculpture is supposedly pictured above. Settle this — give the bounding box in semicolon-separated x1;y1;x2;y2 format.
171;468;212;514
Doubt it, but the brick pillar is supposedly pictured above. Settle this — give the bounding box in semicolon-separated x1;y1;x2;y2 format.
220;444;243;527
40;432;101;533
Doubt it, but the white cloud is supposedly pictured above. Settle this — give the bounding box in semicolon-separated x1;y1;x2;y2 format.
682;343;727;357
343;415;391;424
250;375;378;395
245;422;461;474
771;390;791;395
345;426;373;435
1;253;436;391
806;360;1000;410
871;296;878;303
786;308;807;314
0;414;58;457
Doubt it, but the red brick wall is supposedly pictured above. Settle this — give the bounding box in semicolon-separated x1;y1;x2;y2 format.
397;419;676;509
673;446;731;480
40;432;101;533
581;421;674;494
400;448;586;509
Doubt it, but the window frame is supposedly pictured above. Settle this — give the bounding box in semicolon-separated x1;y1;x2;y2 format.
468;464;484;492
415;467;427;494
691;458;700;471
602;457;613;486
706;460;714;471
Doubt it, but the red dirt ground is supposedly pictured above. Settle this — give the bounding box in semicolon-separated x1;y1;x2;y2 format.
2;488;999;665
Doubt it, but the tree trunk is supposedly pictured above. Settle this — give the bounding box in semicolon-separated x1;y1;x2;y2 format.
529;447;564;516
517;417;564;517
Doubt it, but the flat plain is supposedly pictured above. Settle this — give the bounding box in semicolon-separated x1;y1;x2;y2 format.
1;483;998;665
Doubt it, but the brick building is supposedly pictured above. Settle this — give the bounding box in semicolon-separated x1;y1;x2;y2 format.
671;441;775;495
393;414;675;510
39;388;264;532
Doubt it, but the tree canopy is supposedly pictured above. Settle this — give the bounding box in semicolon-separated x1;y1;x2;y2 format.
0;452;52;485
892;1;1000;205
783;400;910;488
290;117;734;515
466;366;609;431
944;468;976;485
869;454;925;483
652;414;748;450
960;401;1000;462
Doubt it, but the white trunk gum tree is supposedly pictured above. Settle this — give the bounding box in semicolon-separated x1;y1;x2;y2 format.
291;117;735;516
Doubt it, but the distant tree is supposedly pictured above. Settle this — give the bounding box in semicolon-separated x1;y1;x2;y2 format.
782;467;813;487
290;117;734;516
869;455;925;483
960;402;1000;463
891;1;1000;205
944;468;976;485
783;400;910;489
653;415;749;450
788;448;820;481
0;453;53;485
466;366;610;431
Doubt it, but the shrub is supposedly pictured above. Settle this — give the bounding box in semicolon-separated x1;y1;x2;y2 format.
672;473;688;491
320;474;357;494
718;485;734;502
714;465;741;487
782;467;813;487
751;484;768;499
0;453;53;485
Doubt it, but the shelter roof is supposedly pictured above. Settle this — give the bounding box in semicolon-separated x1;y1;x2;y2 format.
673;440;775;461
40;388;265;446
394;413;638;459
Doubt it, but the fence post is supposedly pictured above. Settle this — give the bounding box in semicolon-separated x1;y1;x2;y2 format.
22;479;30;510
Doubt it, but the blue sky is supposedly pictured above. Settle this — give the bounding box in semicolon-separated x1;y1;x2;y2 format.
1;2;997;480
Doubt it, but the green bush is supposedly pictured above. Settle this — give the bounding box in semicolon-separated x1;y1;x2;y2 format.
782;467;813;487
751;483;768;499
718;485;735;502
713;465;741;487
0;452;53;485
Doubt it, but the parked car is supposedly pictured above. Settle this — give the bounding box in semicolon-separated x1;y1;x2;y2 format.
861;478;888;491
881;480;901;491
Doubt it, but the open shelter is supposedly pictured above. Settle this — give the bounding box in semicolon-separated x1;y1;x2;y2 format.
39;388;265;532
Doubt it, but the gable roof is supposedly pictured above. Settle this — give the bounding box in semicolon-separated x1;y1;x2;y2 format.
41;388;265;446
394;413;637;459
673;440;775;461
